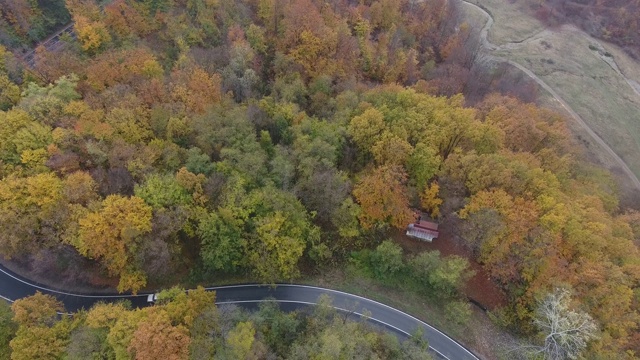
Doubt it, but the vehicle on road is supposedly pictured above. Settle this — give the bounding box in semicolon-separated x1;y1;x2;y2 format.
146;293;158;303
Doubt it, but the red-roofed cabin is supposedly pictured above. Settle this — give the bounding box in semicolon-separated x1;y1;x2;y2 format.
406;220;439;242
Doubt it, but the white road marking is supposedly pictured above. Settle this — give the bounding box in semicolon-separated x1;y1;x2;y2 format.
0;267;144;298
209;284;478;359
0;269;477;359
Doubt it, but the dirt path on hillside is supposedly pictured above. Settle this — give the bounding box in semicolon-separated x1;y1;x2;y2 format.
462;0;640;191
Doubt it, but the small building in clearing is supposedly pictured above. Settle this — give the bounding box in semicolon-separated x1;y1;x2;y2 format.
406;219;439;242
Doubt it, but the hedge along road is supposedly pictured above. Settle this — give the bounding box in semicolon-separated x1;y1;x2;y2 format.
0;264;480;360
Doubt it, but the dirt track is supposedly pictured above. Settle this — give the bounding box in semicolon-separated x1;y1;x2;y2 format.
462;0;640;191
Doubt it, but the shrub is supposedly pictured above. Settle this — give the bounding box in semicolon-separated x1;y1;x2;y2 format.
369;240;404;280
445;300;472;326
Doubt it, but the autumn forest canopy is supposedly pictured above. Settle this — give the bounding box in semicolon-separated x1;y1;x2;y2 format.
0;0;639;358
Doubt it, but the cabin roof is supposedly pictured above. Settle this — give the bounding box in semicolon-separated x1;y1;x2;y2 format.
406;223;439;241
415;220;438;231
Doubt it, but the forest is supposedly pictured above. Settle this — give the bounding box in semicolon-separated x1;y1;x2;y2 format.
0;288;434;359
0;0;71;50
0;0;639;359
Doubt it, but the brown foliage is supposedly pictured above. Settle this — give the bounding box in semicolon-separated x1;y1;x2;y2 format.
170;65;222;114
86;48;163;92
46;152;81;175
0;0;33;38
530;0;640;58
128;310;190;360
33;48;84;84
104;0;153;39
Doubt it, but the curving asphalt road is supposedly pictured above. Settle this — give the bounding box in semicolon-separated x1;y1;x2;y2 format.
0;264;479;360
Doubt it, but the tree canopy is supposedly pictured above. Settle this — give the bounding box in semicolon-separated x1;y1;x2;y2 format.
0;0;638;357
3;291;432;359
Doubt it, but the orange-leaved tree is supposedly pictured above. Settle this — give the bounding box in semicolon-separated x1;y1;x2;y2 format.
353;165;415;230
127;309;190;360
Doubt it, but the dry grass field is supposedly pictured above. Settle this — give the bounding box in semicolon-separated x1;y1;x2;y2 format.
464;0;640;187
495;29;640;177
466;0;545;45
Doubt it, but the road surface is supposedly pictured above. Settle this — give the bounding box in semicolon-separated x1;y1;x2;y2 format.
0;264;478;360
19;23;76;69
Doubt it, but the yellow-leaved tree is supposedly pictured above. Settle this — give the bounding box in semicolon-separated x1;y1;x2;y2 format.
252;211;306;282
10;293;70;360
420;181;443;218
73;195;153;293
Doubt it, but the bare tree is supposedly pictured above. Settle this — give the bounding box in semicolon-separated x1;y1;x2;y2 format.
529;288;598;360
